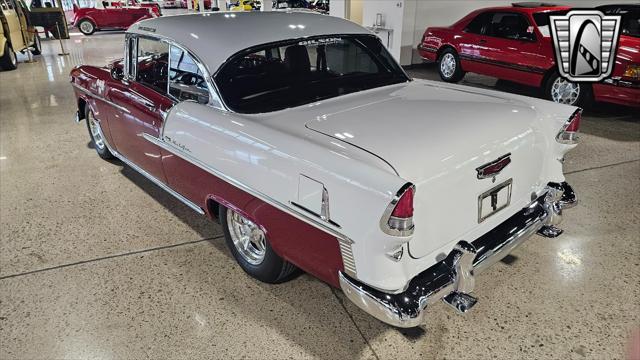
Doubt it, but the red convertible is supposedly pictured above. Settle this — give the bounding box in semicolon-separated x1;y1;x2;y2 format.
72;0;157;35
418;3;640;107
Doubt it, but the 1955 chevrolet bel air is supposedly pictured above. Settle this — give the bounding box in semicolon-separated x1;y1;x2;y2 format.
70;11;579;327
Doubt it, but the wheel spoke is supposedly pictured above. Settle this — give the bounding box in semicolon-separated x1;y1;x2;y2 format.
226;209;266;265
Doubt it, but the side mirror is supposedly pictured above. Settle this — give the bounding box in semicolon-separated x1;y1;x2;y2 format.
111;66;125;81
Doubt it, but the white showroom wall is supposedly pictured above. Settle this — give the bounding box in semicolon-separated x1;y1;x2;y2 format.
330;0;639;65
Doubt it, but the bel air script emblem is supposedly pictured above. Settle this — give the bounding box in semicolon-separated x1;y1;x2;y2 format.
476;154;511;182
550;10;621;82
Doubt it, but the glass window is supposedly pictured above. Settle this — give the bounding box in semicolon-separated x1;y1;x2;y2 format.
465;12;492;35
136;37;169;94
533;10;569;37
487;12;535;41
169;46;209;104
215;35;408;114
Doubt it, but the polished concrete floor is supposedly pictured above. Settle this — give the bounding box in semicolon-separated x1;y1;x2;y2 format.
0;29;639;360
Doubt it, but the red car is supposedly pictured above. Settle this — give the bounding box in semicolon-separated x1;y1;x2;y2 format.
179;0;211;9
594;4;640;107
72;1;157;36
418;3;640;107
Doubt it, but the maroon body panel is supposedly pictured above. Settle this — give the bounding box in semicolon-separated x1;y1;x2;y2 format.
162;154;345;287
108;80;175;183
71;61;346;288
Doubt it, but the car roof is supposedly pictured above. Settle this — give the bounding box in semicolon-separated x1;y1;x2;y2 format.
128;11;371;74
477;4;571;14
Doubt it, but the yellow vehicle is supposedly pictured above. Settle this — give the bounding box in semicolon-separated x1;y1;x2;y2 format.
1;0;41;70
230;0;258;11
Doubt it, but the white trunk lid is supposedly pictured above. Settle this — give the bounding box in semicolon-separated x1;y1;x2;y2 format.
305;81;549;258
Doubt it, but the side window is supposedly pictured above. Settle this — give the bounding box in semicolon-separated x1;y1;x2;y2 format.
487;13;534;41
168;46;209;104
465;12;492;35
136;37;169;94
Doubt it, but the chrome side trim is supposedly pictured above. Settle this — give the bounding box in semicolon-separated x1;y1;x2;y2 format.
71;83;131;114
93;123;205;216
142;133;356;273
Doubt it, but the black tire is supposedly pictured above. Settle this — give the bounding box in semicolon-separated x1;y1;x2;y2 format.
85;107;114;160
437;48;465;83
77;19;96;36
543;72;591;107
220;205;298;284
0;43;18;71
31;32;42;55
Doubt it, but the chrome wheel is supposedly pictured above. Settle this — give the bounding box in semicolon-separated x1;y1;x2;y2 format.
87;111;105;150
440;53;456;79
551;77;580;105
79;21;94;34
227;209;266;265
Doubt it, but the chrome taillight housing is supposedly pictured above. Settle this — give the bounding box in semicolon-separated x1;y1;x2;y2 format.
556;109;582;145
380;184;415;237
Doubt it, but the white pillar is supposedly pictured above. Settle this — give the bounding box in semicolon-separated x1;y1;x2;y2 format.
261;0;272;11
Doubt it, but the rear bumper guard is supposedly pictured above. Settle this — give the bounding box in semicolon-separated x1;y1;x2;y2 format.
339;182;576;328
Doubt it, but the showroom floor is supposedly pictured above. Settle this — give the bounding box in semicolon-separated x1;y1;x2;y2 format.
1;28;639;359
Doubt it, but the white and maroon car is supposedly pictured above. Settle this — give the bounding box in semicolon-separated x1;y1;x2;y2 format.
69;12;579;327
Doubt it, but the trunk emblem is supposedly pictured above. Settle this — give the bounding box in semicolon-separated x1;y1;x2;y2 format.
476;153;511;182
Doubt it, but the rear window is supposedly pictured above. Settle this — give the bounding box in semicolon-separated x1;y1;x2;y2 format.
533;10;569;37
215;35;409;114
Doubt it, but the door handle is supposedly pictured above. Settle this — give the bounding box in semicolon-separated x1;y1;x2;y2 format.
479;39;487;44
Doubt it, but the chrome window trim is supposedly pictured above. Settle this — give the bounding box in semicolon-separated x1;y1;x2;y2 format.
125;31;228;113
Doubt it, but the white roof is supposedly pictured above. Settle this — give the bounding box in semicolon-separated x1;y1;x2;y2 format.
128;11;371;73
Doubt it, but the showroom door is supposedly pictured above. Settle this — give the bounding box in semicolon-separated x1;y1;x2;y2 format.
108;36;174;183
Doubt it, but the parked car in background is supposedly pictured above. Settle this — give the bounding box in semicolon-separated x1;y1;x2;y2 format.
179;0;210;10
158;0;177;8
273;0;308;10
309;0;328;14
594;4;640;107
71;1;156;35
70;12;579;327
129;0;162;16
1;0;41;71
230;0;259;11
418;3;639;107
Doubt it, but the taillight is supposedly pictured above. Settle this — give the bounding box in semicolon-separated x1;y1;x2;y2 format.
623;64;640;80
381;184;415;236
556;109;582;145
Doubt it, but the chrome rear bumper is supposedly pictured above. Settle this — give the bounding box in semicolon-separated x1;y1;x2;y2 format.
339;182;576;328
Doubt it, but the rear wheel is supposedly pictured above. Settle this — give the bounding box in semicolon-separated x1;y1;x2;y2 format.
438;48;465;83
78;19;96;36
544;72;590;107
220;205;297;283
0;43;18;71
